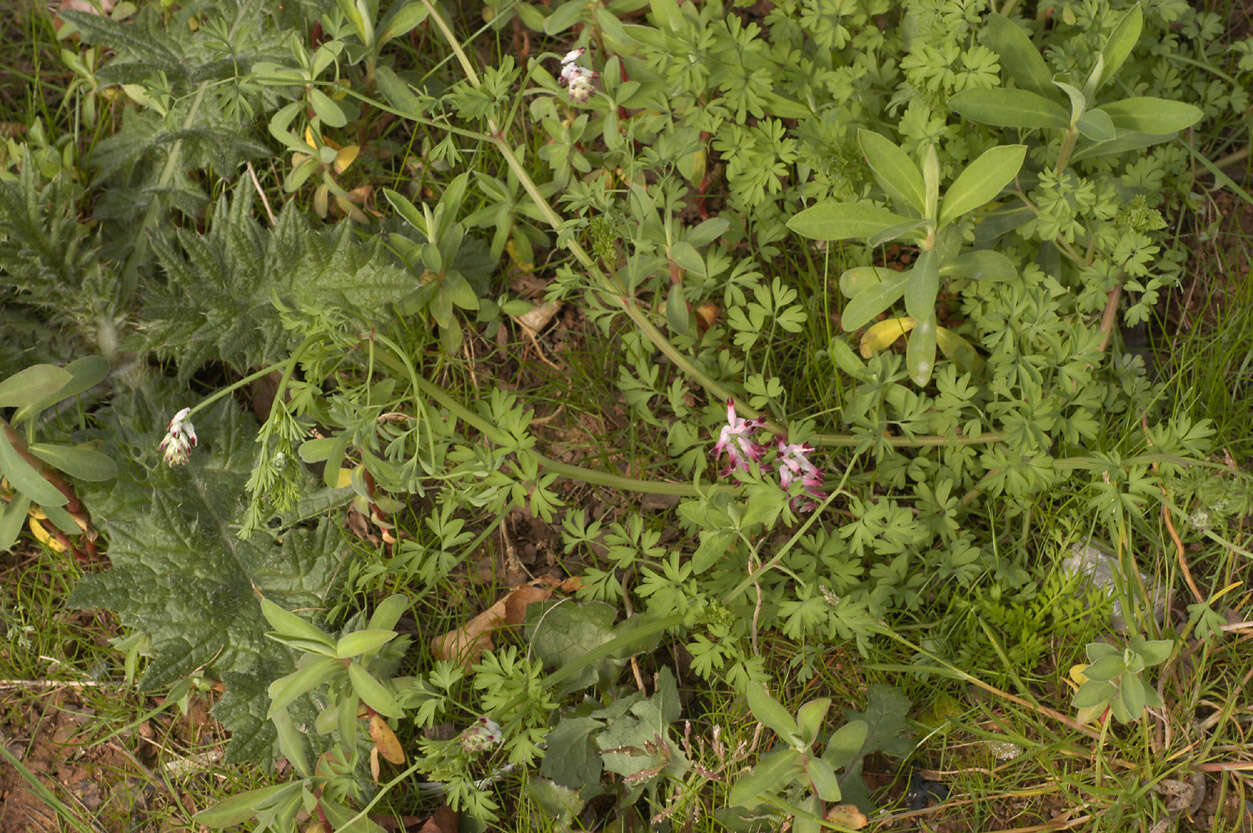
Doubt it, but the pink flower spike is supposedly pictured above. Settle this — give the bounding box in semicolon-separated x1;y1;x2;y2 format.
713;400;766;476
561;47;586;65
775;437;826;511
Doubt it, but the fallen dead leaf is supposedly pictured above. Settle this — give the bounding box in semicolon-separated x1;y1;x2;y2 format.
370;713;405;765
431;583;553;666
826;804;867;829
418;806;458;833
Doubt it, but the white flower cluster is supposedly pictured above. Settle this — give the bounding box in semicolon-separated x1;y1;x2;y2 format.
459;716;503;753
159;407;198;467
559;47;597;103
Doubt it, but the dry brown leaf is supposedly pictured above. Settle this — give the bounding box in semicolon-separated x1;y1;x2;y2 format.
431;583;554;666
370;713;405;765
826;805;867;829
514;300;562;334
417;806;458;833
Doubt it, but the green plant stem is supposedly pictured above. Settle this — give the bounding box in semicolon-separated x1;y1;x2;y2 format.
184;351;314;422
722;453;860;604
1054;126;1078;177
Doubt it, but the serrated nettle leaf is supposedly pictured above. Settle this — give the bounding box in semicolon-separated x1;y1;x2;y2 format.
859;130;926;216
1100;3;1143;91
949;88;1069;130
860;317;914;358
348;662;403;718
842;268;910;332
527;600;622;693
985;14;1057;99
823;719;869;769
904;249;940;322
1076;108;1116;141
1072;680;1116;709
787;202;916;241
70;390;341;763
906;311;938;386
1100;97;1203;134
540;716;605;792
728;746;802;808
0;364;73;408
805;756;841;802
939;145;1026;226
795;698;831;746
0;430;67;507
845;685;913;759
336;629;398;658
747;681;800;740
26;443;116;482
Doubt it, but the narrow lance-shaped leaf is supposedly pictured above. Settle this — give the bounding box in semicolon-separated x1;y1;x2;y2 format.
12;356;108;425
904;249;940;322
1099;3;1143;92
746;681;799;740
939;145;1027;226
348;662;403;718
260;597;335;649
858;130;926;215
27;443;117;482
907;309;939;387
949;88;1069;130
728;746;801;808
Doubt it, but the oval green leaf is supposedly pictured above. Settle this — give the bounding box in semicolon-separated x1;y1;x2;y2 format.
348;662;403;718
822;719;868;769
336;629;398;659
949;88;1069;130
308;87;347;128
906;311;938;386
1100;3;1143;91
788;202;915;242
267;656;343;717
903;249;940;322
805;756;841;802
728;746;801;808
1100;97;1203;134
27;443;116;482
0;430;67;507
746;681;798;740
369;594;410;632
859;130;926;215
842;269;911;331
259;598;335;649
0;365;72;409
939;144;1027;226
985;14;1058;100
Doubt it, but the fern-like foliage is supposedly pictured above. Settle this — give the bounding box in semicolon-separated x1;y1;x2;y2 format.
143;183;416;378
68;382;340;763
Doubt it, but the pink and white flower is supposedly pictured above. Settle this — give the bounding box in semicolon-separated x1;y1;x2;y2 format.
558;46;598;102
712;400;766;476
775;437;826;512
159;407;197;467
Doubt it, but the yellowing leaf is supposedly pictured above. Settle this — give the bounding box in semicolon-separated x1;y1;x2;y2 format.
336;467;354;488
29;516;66;552
369;713;405;765
826;804;868;829
333;145;359;174
860;317;915;358
1068;663;1090;688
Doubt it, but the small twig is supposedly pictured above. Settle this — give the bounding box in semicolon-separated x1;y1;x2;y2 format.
1162;500;1204;605
1096;283;1122;353
246;161;277;226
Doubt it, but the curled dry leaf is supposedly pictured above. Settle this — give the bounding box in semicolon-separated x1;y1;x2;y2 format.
370;713;405;765
513;300;562;335
431;583;554;666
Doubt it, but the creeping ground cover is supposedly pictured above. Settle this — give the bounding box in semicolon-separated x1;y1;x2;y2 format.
1;0;1253;830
